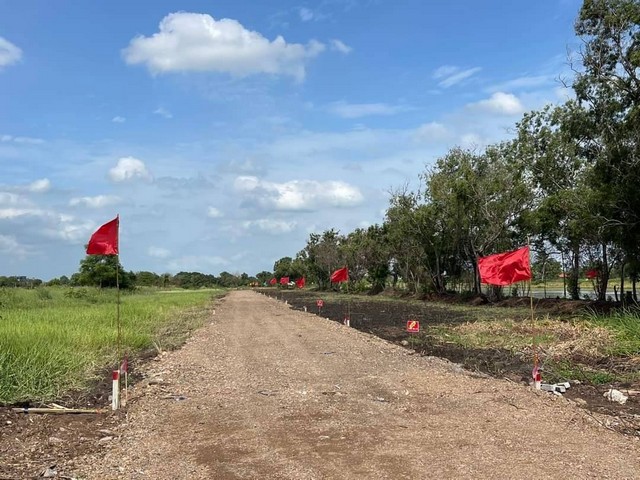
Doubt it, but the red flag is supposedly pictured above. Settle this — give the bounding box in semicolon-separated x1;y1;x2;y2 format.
280;276;290;285
330;267;349;283
296;277;306;289
269;277;277;285
86;216;119;255
585;269;598;279
478;246;531;286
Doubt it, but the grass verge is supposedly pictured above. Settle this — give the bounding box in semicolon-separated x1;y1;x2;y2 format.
0;287;225;404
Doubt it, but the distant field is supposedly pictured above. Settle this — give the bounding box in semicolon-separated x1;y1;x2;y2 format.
0;287;225;404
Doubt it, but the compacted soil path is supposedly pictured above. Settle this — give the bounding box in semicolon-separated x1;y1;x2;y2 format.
73;291;640;479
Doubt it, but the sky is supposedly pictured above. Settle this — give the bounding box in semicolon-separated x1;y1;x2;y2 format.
0;0;582;280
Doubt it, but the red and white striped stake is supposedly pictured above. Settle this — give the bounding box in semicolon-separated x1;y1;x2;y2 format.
112;370;120;410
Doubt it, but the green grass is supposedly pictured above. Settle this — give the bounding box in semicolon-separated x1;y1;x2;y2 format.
585;307;640;356
0;287;225;404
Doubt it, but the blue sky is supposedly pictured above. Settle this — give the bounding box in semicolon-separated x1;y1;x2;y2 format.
0;0;581;280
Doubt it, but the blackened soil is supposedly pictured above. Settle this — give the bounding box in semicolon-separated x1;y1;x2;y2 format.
260;288;640;437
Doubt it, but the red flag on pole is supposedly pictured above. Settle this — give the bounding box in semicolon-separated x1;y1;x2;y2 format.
330;267;349;283
86;216;119;255
296;277;306;289
269;277;277;285
280;277;290;285
478;246;531;286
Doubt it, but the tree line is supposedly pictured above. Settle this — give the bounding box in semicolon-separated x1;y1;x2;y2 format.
274;0;640;303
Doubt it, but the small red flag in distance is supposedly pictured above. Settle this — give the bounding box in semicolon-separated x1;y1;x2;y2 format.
330;267;349;283
86;216;119;255
269;278;277;285
586;269;598;279
296;277;306;288
477;246;531;286
280;276;290;285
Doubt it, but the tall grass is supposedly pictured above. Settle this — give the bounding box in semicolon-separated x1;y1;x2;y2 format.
0;287;224;404
585;307;640;356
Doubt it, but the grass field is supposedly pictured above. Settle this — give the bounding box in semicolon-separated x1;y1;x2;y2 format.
0;287;225;404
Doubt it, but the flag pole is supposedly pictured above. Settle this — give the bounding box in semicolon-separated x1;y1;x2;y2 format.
528;239;539;387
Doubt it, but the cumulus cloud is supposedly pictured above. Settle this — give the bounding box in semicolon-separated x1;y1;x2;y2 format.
242;218;297;234
69;195;121;208
112;116;126;123
467;92;525;116
122;12;325;81
330;39;352;54
28;178;51;193
433;65;481;88
234;176;363;211
207;206;223;218
0;37;22;69
108;156;152;182
328;101;405;118
148;246;171;258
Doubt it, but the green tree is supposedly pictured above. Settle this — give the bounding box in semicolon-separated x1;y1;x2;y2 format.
75;255;133;288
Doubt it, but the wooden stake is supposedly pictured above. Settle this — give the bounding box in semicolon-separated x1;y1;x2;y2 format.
12;407;101;414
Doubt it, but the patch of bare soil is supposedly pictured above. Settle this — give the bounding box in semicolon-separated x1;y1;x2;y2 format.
266;289;640;436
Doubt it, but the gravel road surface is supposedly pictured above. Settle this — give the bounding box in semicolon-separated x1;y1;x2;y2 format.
75;290;640;479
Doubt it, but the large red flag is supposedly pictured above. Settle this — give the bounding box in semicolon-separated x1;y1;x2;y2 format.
280;276;290;285
295;277;306;289
269;277;277;285
330;267;349;283
86;216;119;255
478;246;531;286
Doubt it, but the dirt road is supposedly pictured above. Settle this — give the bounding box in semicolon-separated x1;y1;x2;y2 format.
76;291;640;479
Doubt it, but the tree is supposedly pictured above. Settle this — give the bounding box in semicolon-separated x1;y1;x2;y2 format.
75;255;133;288
571;0;640;299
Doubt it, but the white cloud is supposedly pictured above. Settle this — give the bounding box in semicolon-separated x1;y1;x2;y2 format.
0;37;22;69
328;101;406;118
243;218;297;234
467;92;525;116
234;176;364;211
412;122;450;142
123;12;325;81
0;192;23;205
0;234;29;257
488;75;553;92
299;7;315;21
1;134;45;144
69;195;121;208
108;156;152;182
330;39;352;54
148;246;171;258
0;207;44;220
28;178;51;193
207;206;223;218
153;107;173;119
433;65;481;88
112;116;126;123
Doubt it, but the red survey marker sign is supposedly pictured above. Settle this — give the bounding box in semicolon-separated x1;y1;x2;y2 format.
406;320;420;333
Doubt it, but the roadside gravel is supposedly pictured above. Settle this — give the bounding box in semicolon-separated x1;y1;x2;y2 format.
73;290;640;479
